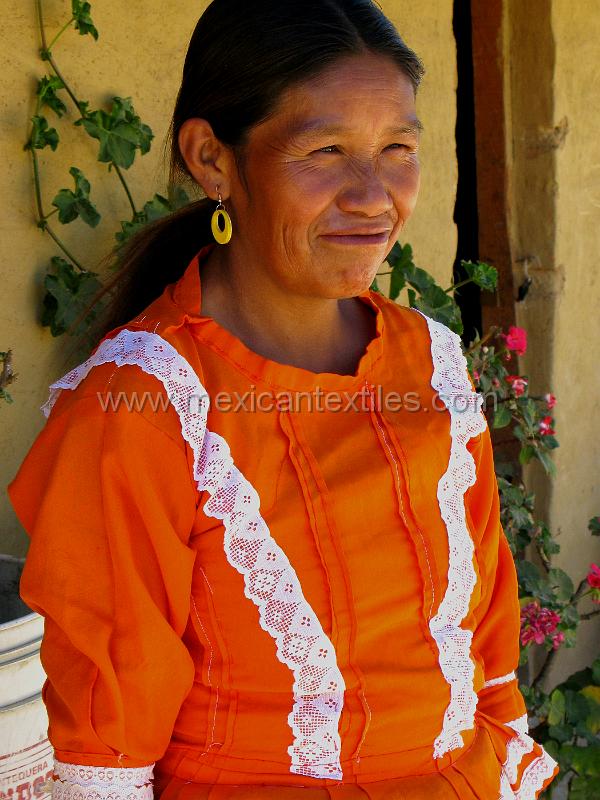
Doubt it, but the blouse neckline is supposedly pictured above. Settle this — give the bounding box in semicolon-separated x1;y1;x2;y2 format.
171;244;386;392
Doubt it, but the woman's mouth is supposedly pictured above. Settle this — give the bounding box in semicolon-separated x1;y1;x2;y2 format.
320;231;391;246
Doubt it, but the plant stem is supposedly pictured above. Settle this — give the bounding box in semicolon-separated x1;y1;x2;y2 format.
464;325;502;356
46;16;75;53
533;646;558;690
29;99;87;271
581;608;600;621
444;277;472;294
36;0;139;216
43;226;86;270
114;164;138;216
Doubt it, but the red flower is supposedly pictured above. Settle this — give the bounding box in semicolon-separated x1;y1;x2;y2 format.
539;416;555;436
506;375;528;397
551;631;565;650
544;393;557;409
587;564;600;589
520;602;561;647
503;326;528;355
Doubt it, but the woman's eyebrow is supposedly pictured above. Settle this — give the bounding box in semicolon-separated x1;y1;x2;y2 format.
286;118;424;140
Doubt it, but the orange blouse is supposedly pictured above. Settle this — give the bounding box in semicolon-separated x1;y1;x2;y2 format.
8;245;558;799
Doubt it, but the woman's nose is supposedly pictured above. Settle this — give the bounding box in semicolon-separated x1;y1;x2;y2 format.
336;165;394;218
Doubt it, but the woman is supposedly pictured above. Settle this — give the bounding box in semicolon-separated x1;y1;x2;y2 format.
8;1;557;798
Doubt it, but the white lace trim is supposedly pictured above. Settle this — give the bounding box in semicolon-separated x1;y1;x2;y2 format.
498;715;558;800
415;311;488;759
42;329;345;781
484;671;517;689
51;761;153;800
515;750;558;800
503;715;534;787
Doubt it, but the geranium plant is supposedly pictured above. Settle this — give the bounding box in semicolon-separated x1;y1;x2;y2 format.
373;244;600;799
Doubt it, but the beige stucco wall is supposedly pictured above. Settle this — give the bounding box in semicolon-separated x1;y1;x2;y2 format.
505;0;600;682
0;1;457;556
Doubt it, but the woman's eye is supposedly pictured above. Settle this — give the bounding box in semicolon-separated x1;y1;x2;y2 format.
386;143;410;151
316;145;339;154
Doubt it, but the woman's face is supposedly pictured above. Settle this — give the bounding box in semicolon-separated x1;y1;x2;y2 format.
229;51;422;299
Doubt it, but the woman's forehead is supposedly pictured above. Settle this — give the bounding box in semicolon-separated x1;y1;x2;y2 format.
262;55;419;137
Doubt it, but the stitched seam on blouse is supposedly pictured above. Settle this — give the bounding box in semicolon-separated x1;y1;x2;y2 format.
192;333;384;393
279;409;373;760
369;404;437;622
191;594;220;754
415;311;488;761
42;328;345;782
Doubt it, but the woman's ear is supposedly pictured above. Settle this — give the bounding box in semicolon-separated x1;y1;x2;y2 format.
178;118;234;200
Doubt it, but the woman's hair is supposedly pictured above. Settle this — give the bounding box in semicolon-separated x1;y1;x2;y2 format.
80;0;424;344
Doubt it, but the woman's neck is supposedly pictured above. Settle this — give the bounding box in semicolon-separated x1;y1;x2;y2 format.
198;245;376;375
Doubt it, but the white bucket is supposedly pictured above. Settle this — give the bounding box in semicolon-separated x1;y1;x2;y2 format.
0;557;50;800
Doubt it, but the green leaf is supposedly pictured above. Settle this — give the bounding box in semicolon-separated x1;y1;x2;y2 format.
517;560;554;604
520;398;539;428
387;242;413;299
536;448;557;477
565;690;592;725
28;115;59;151
72;0;99;40
549;568;574;602
41;257;103;337
561;604;580;628
115;193;186;245
580;687;600;734
570;775;600;800
413;287;463;334
460;260;498;292
560;744;600;777
168;185;191;211
76;97;154;169
406;263;436;294
519;444;537;465
548;723;574;744
51;167;101;227
592;659;600;686
370;276;381;293
36;76;67;118
493;404;512;429
589;517;600;537
548;689;566;726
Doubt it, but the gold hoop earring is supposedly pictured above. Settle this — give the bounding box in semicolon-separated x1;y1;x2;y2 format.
211;191;233;245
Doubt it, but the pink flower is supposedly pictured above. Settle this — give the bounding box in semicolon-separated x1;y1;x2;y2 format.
544;393;556;409
551;631;565;650
492;377;500;388
506;375;528;397
587;564;600;589
520;602;561;647
473;370;480;381
539;415;555;436
503;326;528;356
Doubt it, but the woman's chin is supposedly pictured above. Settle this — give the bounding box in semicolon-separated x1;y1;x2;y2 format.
326;273;380;299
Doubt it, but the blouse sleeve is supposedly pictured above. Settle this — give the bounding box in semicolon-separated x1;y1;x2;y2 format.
465;419;559;795
7;364;199;799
